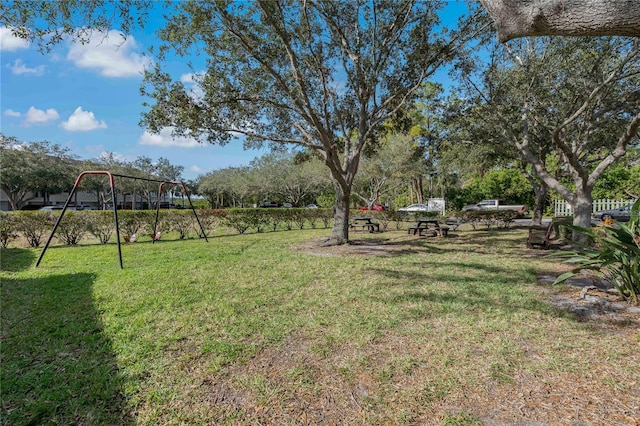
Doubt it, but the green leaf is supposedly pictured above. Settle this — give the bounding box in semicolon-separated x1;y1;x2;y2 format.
552;271;575;285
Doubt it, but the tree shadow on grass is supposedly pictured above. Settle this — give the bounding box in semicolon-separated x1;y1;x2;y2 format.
0;248;36;272
1;273;132;425
369;260;554;319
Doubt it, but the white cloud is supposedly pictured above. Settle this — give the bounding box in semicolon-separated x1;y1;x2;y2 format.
0;27;29;51
98;151;129;163
180;71;205;100
189;165;204;173
138;127;201;148
180;73;198;83
8;59;45;76
61;107;107;131
67;30;152;78
4;109;21;117
24;106;60;126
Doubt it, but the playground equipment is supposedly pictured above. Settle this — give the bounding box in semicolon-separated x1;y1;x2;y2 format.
35;171;208;269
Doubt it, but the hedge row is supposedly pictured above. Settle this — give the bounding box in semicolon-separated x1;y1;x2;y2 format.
0;208;519;248
0;208;335;248
458;210;520;230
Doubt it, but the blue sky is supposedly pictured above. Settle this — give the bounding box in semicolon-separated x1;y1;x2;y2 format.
1;1;472;180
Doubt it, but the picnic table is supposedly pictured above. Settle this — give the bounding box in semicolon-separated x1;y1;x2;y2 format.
350;216;381;233
408;217;449;237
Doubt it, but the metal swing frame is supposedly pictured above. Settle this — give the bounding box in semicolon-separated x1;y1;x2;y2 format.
35;170;208;269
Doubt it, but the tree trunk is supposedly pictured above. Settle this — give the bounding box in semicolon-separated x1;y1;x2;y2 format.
571;189;593;245
6;195;19;211
416;177;424;204
2;187;26;211
530;182;547;227
523;170;548;226
326;178;350;246
480;0;640;42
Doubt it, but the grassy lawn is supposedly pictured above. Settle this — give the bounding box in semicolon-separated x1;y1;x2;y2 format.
1;228;638;425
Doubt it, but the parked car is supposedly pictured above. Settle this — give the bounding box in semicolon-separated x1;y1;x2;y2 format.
592;203;632;222
259;201;280;208
282;203;293;208
39;205;78;211
305;204;319;208
358;204;385;211
398;203;430;213
461;199;528;217
158;202;178;209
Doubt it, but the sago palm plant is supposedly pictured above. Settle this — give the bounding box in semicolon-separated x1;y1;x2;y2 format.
553;199;640;305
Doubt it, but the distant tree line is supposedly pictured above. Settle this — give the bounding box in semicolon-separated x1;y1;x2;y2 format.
0;134;187;211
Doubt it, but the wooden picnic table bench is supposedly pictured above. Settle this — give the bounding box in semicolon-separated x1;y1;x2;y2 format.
445;217;463;231
433;225;449;237
409;218;449;237
350;216;380;233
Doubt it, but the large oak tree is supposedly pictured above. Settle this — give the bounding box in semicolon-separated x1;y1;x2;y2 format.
453;37;640;239
4;1;639;49
140;0;479;245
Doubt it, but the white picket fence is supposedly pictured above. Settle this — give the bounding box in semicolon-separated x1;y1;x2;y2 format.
554;199;634;217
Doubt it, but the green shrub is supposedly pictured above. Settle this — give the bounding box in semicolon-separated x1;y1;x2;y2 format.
389;211;407;230
56;211;87;245
461;210;518;230
304;209;320;229
318;208;333;228
224;209;260;234
15;211;51;248
166;210;193;239
146;211;170;239
0;212;18;249
290;209;306;230
259;209;281;232
194;209;225;237
280;209;295;231
553;199;640;305
86;211;114;244
118;211;153;239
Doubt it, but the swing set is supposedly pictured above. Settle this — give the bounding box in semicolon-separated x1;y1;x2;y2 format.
36;171;208;269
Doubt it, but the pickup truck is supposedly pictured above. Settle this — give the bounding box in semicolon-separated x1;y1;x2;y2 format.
462;199;528;217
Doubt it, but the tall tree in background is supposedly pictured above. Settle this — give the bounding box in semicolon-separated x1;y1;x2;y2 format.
250;153;331;207
140;0;480;245
389;82;445;203
0;135;78;210
440;93;544;221
454;37;640;237
353;134;424;209
200;166;259;208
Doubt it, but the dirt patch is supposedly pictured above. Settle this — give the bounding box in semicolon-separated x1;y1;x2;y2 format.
538;273;640;333
294;234;437;258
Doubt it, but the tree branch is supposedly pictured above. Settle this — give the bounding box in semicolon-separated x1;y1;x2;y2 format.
479;0;640;42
